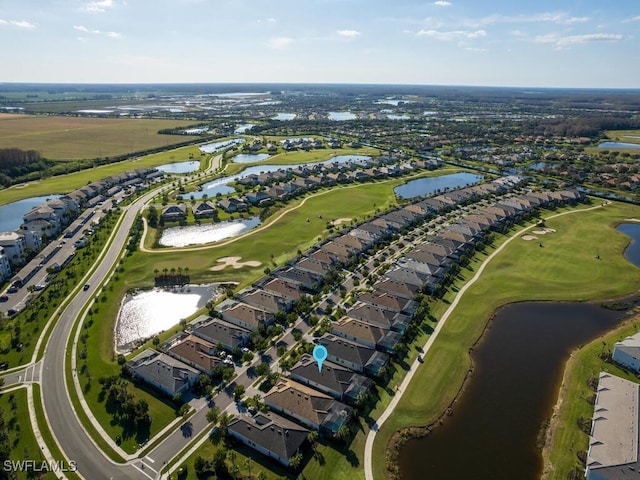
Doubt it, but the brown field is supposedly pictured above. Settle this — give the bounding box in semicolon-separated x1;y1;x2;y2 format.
0;113;196;160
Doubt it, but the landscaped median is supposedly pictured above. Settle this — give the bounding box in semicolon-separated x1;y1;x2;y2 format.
370;199;640;480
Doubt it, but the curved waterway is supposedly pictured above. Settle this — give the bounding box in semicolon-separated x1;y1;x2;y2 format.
617;223;640;267
398;301;623;480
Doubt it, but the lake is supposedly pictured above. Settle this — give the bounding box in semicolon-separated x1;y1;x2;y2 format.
156;160;200;174
232;153;271;164
394;172;483;199
399;302;623;480
234;124;254;134
199;138;245;154
159;217;261;247
328;111;357;121
190;154;373;199
617;223;640;267
0;195;62;232
115;284;219;351
597;141;640;149
387;114;410;120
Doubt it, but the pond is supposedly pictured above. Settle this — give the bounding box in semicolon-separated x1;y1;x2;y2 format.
328;111;357;121
0;195;62;232
115;284;220;351
394;172;483;199
273;113;296;121
398;302;623;480
234;124;254;134
231;153;271;164
156;161;200;174
190;154;373;199
159;217;261;247
597;141;640;149
199;138;245;154
387;114;410;120
617;223;640;267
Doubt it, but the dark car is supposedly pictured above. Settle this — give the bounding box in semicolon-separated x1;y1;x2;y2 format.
7;285;18;293
83;283;90;291
0;295;8;302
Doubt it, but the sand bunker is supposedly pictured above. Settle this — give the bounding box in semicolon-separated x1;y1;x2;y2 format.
522;234;538;241
332;217;352;226
532;228;556;235
210;256;262;271
625;218;640;223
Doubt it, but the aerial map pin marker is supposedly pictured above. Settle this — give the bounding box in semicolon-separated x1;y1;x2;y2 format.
313;345;328;372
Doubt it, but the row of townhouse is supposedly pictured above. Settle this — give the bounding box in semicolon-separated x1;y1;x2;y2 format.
208;179;584;468
1;168;165;282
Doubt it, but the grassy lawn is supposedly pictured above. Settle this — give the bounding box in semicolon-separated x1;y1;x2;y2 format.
0;387;58;479
0;144;212;206
371;200;640;480
0;113;194;160
542;314;640;480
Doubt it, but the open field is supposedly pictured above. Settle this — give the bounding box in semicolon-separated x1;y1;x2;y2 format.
604;129;640;144
371;200;640;480
0;113;195;160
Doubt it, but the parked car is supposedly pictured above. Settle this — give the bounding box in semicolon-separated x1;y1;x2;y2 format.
83;283;90;291
0;295;8;302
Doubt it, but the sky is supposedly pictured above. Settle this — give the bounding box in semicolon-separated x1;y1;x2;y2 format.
1;0;639;88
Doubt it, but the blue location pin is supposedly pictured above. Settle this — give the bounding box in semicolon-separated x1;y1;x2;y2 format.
313;345;328;372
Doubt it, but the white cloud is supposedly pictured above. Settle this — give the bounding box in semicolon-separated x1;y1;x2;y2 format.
84;0;115;13
433;1;452;6
622;15;640;23
73;25;121;39
337;29;361;38
417;29;486;41
461;11;590;28
0;19;37;29
535;32;623;49
267;37;294;50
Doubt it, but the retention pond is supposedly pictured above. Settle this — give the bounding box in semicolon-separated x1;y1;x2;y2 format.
398;301;623;480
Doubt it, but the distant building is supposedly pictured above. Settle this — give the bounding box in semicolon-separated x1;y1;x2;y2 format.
0;232;26;267
586;372;640;479
612;332;640;372
0;248;12;281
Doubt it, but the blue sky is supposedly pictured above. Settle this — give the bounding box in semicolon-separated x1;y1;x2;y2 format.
1;0;638;87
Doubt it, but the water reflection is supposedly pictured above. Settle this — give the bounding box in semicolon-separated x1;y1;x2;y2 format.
0;195;62;232
159;217;261;247
617;223;640;267
115;284;219;350
157;161;200;174
232;153;270;163
394;173;483;199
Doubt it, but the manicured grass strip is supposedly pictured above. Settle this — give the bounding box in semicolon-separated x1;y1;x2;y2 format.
371;200;640;480
31;384;83;480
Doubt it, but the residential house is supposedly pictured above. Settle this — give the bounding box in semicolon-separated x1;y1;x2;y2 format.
347;303;411;334
227;412;309;467
191;316;251;351
219;301;274;332
612;331;640;372
318;334;389;377
0;232;26;267
264;378;353;436
277;267;323;292
165;334;221;375
289;354;372;404
357;291;417;315
238;288;291;314
374;278;419;300
126;349;199;396
261;278;302;301
191;201;217;219
161;204;187;221
332;317;402;353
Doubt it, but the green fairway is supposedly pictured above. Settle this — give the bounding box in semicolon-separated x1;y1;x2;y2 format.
371;200;640;480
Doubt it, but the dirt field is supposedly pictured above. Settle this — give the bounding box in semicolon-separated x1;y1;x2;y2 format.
0;113;194;160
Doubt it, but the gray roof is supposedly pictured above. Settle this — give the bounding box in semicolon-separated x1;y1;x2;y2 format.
587;372;640;480
228;412;309;465
127;349;198;395
319;334;389;376
289;353;372;404
191;317;250;350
